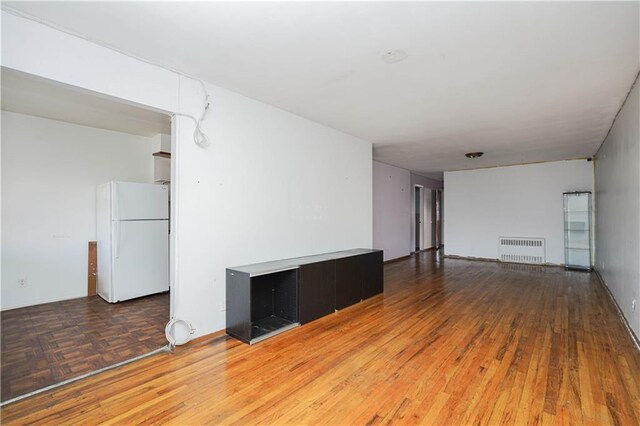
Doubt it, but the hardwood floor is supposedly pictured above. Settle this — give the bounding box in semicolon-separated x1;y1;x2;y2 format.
1;293;169;402
2;251;639;425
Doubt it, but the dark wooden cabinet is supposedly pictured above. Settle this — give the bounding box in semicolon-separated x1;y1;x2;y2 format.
362;251;384;300
226;269;298;344
335;256;363;310
299;261;336;324
226;269;251;342
227;249;383;344
335;251;384;309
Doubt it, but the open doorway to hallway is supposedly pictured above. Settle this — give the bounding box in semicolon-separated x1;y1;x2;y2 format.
412;184;444;254
413;184;444;254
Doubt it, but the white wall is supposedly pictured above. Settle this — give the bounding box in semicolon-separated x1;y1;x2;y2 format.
1;111;156;310
595;77;640;337
373;164;444;261
176;84;372;335
373;161;411;261
1;12;373;337
444;160;594;265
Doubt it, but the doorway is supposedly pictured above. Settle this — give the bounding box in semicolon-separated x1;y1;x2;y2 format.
0;68;173;403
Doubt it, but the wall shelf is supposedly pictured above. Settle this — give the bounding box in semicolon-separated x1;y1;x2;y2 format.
152;151;171;159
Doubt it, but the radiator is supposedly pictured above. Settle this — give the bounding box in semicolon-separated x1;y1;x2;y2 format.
498;237;546;265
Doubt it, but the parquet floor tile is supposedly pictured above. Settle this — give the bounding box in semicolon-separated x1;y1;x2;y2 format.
1;293;168;402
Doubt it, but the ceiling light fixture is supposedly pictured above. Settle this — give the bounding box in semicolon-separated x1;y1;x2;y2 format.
465;152;484;159
381;49;408;64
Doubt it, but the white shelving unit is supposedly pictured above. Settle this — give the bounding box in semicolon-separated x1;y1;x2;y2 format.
563;191;592;271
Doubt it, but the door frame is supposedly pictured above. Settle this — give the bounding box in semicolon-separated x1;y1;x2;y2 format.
414;184;425;252
433;189;443;248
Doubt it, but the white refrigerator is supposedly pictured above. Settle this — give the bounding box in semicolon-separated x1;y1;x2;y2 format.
97;181;169;303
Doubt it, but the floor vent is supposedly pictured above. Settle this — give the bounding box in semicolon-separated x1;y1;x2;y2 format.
499;237;545;265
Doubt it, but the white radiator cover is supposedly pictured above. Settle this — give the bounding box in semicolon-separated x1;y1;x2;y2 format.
499;237;546;265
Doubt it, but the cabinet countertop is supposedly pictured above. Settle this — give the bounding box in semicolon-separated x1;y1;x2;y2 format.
227;248;382;277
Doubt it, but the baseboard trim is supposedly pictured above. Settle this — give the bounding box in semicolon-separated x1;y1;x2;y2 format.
174;329;227;350
444;254;565;269
445;254;497;263
594;270;640;352
411;247;439;254
384;255;412;264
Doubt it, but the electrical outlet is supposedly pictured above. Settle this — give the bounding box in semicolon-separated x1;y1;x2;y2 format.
632;300;637;312
18;278;27;287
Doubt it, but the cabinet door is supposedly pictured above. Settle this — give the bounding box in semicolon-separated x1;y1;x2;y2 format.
299;261;336;324
335;256;363;310
362;251;384;300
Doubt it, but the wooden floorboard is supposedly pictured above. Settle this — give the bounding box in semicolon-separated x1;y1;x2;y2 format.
2;251;639;425
1;293;169;402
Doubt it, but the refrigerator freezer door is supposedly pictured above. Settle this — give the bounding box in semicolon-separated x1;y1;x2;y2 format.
111;220;169;302
112;182;168;220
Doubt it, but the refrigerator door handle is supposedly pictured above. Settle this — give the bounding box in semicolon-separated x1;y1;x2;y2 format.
114;220;120;259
